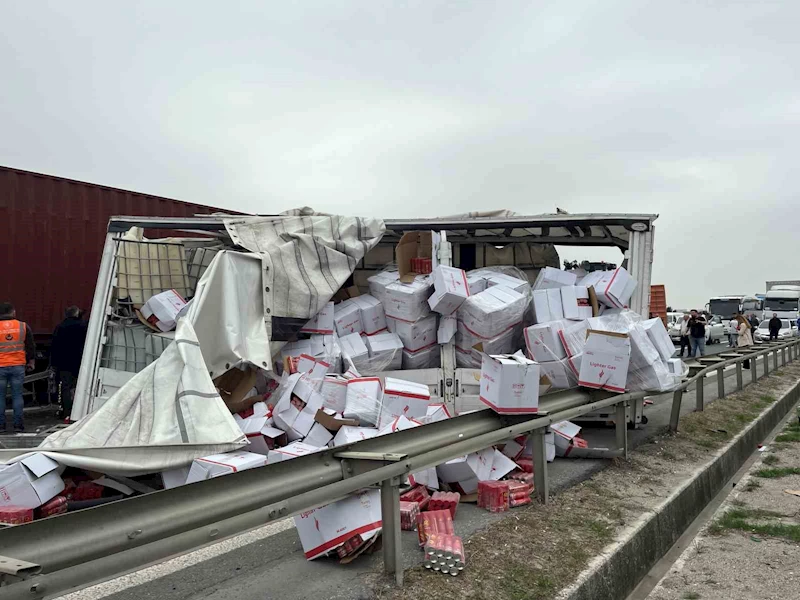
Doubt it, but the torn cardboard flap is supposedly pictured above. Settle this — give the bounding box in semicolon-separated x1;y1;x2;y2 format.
214;366;259;413
315;409;360;431
396;231;433;283
587;285;600;317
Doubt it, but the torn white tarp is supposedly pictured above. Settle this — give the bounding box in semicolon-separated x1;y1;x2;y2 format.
22;320;247;475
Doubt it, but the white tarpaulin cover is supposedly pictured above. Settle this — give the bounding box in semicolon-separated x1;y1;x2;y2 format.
0;213;385;474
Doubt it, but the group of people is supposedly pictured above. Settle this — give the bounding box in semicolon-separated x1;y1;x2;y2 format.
677;309;756;358
0;302;86;432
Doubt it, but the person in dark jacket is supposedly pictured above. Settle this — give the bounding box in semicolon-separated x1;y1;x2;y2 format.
688;309;707;357
768;313;782;341
51;306;87;419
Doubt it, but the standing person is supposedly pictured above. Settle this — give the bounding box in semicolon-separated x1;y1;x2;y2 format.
728;316;739;348
0;302;36;432
768;313;782;341
737;314;754;368
51;306;87;420
688;309;707;357
749;313;760;336
679;314;691;357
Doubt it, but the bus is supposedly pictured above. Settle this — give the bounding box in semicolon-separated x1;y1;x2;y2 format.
763;285;800;321
707;295;763;320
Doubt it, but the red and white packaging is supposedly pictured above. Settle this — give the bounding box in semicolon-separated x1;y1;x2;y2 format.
301;301;335;334
140;289;187;332
581;267;637;309
302;422;335;448
377;415;420;436
295;354;331;382
642;317;675;363
387;314;438;352
241;416;288;455
538;359;577;389
400;501;420;531
294;489;382;560
550;420;591;457
0;453;65;509
363;332;403;371
320;375;349;412
272;376;325;440
524;321;567;362
428;266;470;315
350;294;387;335
266;442;321;464
436;448;513;494
402;345;441;370
561;285;592;321
343;377;383;427
467;275;487;295
384;278;433;322
421;403;452;424
578;330;631;393
338;332;369;368
558;319;590;358
333;300;364;337
378;377;431;428
532;267;577;291
332;425;379;446
479;353;541;414
186;451;267;484
457;286;526;339
367;270;400;304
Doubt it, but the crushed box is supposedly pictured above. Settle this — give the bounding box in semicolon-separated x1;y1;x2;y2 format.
140;289;187;332
186;451;267;484
561;285;592;320
0;453;65;509
428;266;470;315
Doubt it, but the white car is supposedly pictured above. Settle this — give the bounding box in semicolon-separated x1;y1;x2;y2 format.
705;315;725;345
754;319;795;342
667;312;685;342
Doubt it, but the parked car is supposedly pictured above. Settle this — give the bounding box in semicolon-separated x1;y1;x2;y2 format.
705;315;725;344
754;319;795;342
667;312;685;342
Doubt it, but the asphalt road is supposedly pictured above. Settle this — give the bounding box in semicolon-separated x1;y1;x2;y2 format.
72;340;741;600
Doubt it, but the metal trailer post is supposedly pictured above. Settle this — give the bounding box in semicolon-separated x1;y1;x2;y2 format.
626;226;655;317
381;478;403;585
532;428;549;504
696;376;704;411
669;389;683;432
736;362;743;391
717;366;724;399
615;401;628;459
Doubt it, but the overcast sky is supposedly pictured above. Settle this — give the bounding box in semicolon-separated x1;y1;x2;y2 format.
3;1;798;309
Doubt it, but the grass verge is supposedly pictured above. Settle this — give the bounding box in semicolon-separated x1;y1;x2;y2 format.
754;466;800;478
708;507;800;542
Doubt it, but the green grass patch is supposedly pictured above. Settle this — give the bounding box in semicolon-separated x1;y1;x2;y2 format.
709;506;800;542
754;466;800;479
761;454;780;465
776;422;800;443
743;479;761;492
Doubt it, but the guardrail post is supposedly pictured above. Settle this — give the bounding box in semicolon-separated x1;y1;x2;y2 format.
751;355;758;383
782;347;787;365
615;401;628;459
380;477;403;585
717;366;724;399
695;376;704;411
774;349;779;371
764;351;770;375
532;428;549;504
669;389;683;432
736;362;743;391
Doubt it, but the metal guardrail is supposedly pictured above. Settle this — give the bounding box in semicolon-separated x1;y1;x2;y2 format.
2;341;798;596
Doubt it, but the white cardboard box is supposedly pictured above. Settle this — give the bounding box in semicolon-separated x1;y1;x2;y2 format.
367;270;400;304
383;278;433;322
629;325;661;370
343;377;383;426
320;376;349;412
332;425;379;446
546;288;564;321
524;321;567;362
186;451;267;484
479;353;541;414
378;377;431;428
294;489;382;560
428;266;470;315
267;442;322;464
589;267;637;309
140;289;187;332
558;319;590;358
531;289;565;323
667;357;685;376
377;415;420;436
0;453;65;509
578;330;631;393
387;314;438;352
538;359;576;389
643;318;675;362
364;332;403;371
295;354;331;382
301;302;335;335
333;300;364;337
401;345;441;370
561;285;592;321
338;332;369;366
437;315;457;344
551;420;585;457
436;448;516;494
484;273;530;295
161;466;191;490
457;286;526;339
467;275;488;295
532;267;577;291
350;294;388;335
241;416;287;455
421;403;452;423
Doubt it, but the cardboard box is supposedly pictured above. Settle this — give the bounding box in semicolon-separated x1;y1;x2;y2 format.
458;286;526;339
456;320;516;355
364;332;403;371
332;426;379;446
437;315;457;344
383;278;433;322
388;314;438;352
295;354;331;382
377;415;421;436
538;359;576;389
0;454;65;509
643;318;675;362
402;345;441;370
531;288;565;323
314;408;359;431
396;231;436;283
241;416;288;455
524;321;567;362
301;301;335;335
428;266;470;315
467;275;488;295
294;489;382;560
186;451;267;484
667;357;684;376
628;325;661;370
436;448;516;494
266;442;322;464
561;285;592;321
140;289;187;332
343;377;383;426
532;267;577;291
214;366;259;414
578;330;631;393
421;403;452;424
161;466;191;490
546;288;564;321
367;270;400;304
338;332;369;371
272;377;325;439
551;421;589;457
302;422;334;448
350;294;388;335
484;273;529;295
320;376;349;412
558;319;590;358
479;353;541;414
378;377;431;428
628;358;677;393
333;300;364;337
586;267;637;309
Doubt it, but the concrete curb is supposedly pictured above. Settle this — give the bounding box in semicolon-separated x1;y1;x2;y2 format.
559;377;800;600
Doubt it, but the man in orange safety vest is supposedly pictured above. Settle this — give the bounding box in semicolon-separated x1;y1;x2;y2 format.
0;302;36;432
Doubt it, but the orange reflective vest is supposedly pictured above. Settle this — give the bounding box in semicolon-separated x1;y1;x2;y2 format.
0;319;26;367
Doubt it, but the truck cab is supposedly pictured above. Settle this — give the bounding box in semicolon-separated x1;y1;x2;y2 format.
763;285;800;321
